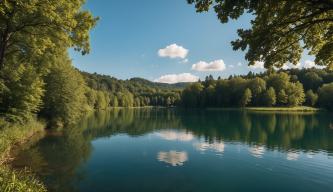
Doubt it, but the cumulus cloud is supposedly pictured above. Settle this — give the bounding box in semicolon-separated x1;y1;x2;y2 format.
154;73;199;84
158;44;189;59
249;61;265;69
192;60;226;72
228;64;234;68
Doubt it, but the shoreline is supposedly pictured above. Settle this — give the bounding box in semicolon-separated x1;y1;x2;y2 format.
206;106;321;112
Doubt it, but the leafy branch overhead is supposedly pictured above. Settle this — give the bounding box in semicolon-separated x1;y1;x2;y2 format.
187;0;333;69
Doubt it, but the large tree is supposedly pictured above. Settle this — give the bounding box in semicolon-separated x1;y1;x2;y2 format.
187;0;333;69
0;0;98;70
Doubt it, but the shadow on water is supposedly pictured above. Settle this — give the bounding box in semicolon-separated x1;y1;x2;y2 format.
11;108;333;192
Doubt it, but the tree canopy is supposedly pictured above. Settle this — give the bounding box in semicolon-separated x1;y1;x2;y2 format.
0;0;98;70
187;0;333;69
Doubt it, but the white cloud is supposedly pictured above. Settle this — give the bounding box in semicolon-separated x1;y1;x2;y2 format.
249;61;265;69
228;64;234;68
179;58;189;64
304;60;316;68
237;62;242;66
192;60;226;72
158;44;189;59
281;60;324;69
154;73;199;84
281;62;301;70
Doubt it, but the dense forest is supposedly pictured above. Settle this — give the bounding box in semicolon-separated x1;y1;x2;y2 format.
81;72;183;109
181;69;333;110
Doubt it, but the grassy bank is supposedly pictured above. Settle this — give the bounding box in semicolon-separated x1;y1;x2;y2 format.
0;119;47;192
207;106;321;112
244;106;321;112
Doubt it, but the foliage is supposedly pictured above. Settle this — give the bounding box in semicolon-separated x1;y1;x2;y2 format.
318;83;333;110
181;82;204;107
81;72;182;108
187;0;333;69
0;0;98;69
262;87;276;107
305;90;318;107
240;88;252;107
181;72;307;108
41;55;89;127
0;65;44;122
0;0;98;125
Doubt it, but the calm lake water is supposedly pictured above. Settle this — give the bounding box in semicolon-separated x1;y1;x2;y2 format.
12;109;333;192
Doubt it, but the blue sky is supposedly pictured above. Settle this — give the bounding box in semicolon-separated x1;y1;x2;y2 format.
70;0;315;83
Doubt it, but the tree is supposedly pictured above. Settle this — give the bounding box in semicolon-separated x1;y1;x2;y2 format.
263;87;276;107
305;90;318;107
0;0;98;70
240;88;252;107
318;83;333;110
303;72;323;91
266;72;290;93
277;89;288;106
42;56;88;127
248;77;266;105
187;0;333;69
286;82;305;106
181;83;204;107
0;64;44;122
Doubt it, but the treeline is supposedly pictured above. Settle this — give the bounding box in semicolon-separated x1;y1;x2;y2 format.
181;69;333;110
82;72;182;109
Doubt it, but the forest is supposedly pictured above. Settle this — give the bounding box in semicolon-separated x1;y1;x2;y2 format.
181;69;333;110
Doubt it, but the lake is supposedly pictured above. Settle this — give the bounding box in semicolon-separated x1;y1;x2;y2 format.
12;108;333;192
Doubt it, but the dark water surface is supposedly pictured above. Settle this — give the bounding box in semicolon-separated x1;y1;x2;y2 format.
12;109;333;192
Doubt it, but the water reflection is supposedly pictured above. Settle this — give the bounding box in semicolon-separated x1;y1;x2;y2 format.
286;151;300;161
249;145;265;158
194;141;225;153
156;130;194;141
157;151;188;166
11;108;333;191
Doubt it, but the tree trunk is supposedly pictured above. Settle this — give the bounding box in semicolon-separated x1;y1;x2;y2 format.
0;28;9;71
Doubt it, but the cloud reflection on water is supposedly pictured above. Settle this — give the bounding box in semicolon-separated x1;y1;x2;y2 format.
157;151;188;166
249;145;265;158
156;130;194;141
193;141;225;153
